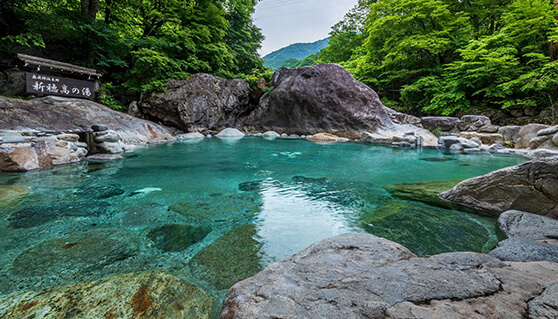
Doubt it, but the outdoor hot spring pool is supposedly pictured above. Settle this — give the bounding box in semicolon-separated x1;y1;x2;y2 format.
0;137;527;314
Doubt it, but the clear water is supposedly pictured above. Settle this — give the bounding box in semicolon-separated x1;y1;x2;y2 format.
0;137;527;315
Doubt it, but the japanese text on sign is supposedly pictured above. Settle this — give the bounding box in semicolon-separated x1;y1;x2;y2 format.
25;73;96;99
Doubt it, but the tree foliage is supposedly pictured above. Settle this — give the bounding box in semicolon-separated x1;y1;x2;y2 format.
0;0;265;104
316;0;558;116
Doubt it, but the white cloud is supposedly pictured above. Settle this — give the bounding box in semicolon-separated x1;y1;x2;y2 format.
254;0;359;56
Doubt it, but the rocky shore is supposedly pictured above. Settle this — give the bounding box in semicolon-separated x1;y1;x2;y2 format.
1;63;557;318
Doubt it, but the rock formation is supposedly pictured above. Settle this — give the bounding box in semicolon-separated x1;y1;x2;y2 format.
138;74;253;131
439;156;558;218
0;96;174;143
220;233;558;319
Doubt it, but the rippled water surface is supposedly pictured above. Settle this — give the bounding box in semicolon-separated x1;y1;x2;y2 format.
0;137;527;315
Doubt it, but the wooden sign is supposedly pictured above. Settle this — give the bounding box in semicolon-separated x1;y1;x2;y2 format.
25;72;96;99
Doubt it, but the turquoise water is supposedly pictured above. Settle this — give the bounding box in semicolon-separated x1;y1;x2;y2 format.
0;137;527;314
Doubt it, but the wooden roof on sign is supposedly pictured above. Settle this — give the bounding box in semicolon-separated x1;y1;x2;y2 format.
16;53;102;78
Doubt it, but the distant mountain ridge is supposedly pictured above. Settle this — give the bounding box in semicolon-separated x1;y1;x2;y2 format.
263;38;329;69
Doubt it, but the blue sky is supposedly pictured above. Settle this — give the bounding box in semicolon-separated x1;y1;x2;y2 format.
253;0;359;56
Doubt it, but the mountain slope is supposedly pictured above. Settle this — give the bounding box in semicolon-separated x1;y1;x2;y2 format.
263;38;329;69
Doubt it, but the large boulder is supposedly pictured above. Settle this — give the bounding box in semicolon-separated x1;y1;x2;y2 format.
421;116;460;132
220;233;558;319
0;96;174;143
244;64;395;135
0;140;82;172
138;74;252;131
439;156;558;218
458;115;491;131
516;124;549;149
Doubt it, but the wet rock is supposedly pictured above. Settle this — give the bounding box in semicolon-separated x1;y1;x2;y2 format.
74;182;125;199
220;234;502;319
420;116;460;131
0;185;29;209
382;180;462;208
360;201;499;256
498;210;558;241
528;284;558;319
488;237;558;262
86;153;123;161
216;128;245;138
147;224;211;252
8;200;111;228
0;270;212;319
190;224;264;290
11;229;139;276
440;156;558;218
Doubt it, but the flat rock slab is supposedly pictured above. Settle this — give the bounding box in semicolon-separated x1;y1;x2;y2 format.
488;237;558;262
498;210;558;240
0;270;212;319
220;234;502;319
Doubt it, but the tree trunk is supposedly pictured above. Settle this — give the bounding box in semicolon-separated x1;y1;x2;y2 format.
81;0;99;19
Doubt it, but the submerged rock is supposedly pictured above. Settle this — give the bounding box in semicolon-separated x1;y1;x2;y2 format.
382;180;462;208
440;156;558;218
73;182;125;199
0;185;29;209
190;224;264;290
220;233;506;319
307;132;349;142
168;194;261;223
360;201;499;256
0;270;212;319
147;224;211;252
11;229;139;277
8;200;111;228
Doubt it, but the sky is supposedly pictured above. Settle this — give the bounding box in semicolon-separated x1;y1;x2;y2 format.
253;0;359;57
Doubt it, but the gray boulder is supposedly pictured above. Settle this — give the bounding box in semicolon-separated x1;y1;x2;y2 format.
529;284;558;319
498;125;521;145
177;132;204;139
440;156;558;218
244;64;395;135
220;234;516;319
488;237;558;262
421;116;460;132
517;124;549;149
262;131;280;139
459;132;504;146
498;210;558;241
138;74;252;131
458;115;491;131
216;128;245;138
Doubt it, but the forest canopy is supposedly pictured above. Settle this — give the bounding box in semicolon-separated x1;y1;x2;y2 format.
316;0;558;116
0;0;265;106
